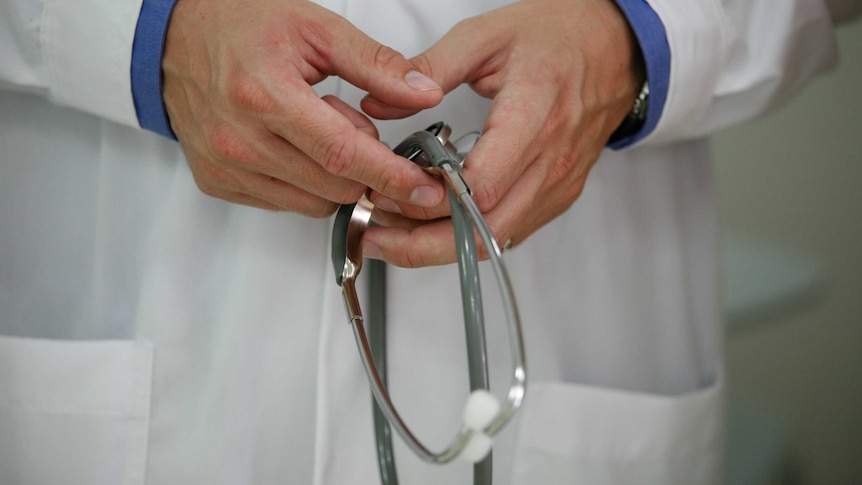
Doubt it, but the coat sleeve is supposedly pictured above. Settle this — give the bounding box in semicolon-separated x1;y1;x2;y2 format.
0;0;144;128
637;0;844;146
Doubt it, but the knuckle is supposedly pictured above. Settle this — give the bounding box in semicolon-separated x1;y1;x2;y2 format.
548;153;579;184
207;125;252;163
372;44;404;71
226;76;274;114
563;176;587;203
196;159;243;194
471;179;503;212
196;160;225;187
191;168;222;198
333;183;366;205
295;12;341;58
374;167;405;200
550;149;592;203
410;53;434;79
193;176;217;197
313;131;357;176
401;245;427;269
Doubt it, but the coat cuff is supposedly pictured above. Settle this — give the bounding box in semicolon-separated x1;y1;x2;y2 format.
42;0;144;127
608;0;671;149
131;0;178;139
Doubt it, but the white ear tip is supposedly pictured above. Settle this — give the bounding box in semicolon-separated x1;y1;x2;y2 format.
460;431;493;463
463;390;500;431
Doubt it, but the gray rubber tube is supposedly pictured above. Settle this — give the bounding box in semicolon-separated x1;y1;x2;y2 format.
367;190;492;485
368;258;399;484
450;190;493;485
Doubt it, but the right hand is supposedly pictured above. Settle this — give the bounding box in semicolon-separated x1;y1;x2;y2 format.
162;0;446;216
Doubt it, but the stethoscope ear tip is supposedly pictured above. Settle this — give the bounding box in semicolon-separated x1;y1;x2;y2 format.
463;389;500;430
459;389;500;463
459;431;493;463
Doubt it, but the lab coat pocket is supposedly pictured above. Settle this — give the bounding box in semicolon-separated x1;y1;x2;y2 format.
0;335;153;485
512;377;724;485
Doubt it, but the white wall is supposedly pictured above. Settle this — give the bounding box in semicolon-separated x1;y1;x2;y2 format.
713;18;862;485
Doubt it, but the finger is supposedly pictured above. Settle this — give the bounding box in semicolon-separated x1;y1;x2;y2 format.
471;159;550;260
322;95;379;139
364;205;513;267
412;18;506;94
470;133;595;260
190;160;339;217
370;207;439;231
363;219;458;268
365;151;553;268
264;83;445;207
309;13;444;110
236;170;340;217
207;190;284;212
360;94;420;120
459;86;555;212
361;17;505;120
367;190;452;221
254;93;387;205
191;114;368;206
254;131;367;204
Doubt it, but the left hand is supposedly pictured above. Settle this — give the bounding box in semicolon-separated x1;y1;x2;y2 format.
361;0;644;267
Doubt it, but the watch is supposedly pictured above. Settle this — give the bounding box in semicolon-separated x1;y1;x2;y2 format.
609;79;649;144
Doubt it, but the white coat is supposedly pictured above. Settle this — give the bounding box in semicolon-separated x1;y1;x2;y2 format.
0;0;845;484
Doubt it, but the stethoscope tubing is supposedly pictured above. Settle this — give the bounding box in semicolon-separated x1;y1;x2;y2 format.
450;188;494;485
346;185;527;464
367;186;497;485
334;123;527;484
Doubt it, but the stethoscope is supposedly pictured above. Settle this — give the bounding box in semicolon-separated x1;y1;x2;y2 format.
331;122;527;485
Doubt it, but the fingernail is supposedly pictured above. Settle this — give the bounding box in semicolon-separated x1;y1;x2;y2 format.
374;197;401;214
410;185;441;207
364;242;383;260
405;70;440;92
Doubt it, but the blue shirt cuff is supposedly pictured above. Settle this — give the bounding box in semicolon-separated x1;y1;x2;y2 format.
131;0;178;139
609;0;670;149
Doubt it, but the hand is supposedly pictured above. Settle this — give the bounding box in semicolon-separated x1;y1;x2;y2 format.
162;0;447;216
361;0;644;265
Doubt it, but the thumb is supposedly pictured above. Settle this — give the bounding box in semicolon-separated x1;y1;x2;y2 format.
322;20;443;110
361;26;490;120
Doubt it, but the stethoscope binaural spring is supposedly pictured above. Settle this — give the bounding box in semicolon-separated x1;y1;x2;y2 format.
330;122;527;485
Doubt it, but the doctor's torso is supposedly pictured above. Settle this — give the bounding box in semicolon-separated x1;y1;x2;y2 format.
0;1;723;483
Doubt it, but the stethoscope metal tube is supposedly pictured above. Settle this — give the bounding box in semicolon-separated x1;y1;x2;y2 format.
331;123;527;482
